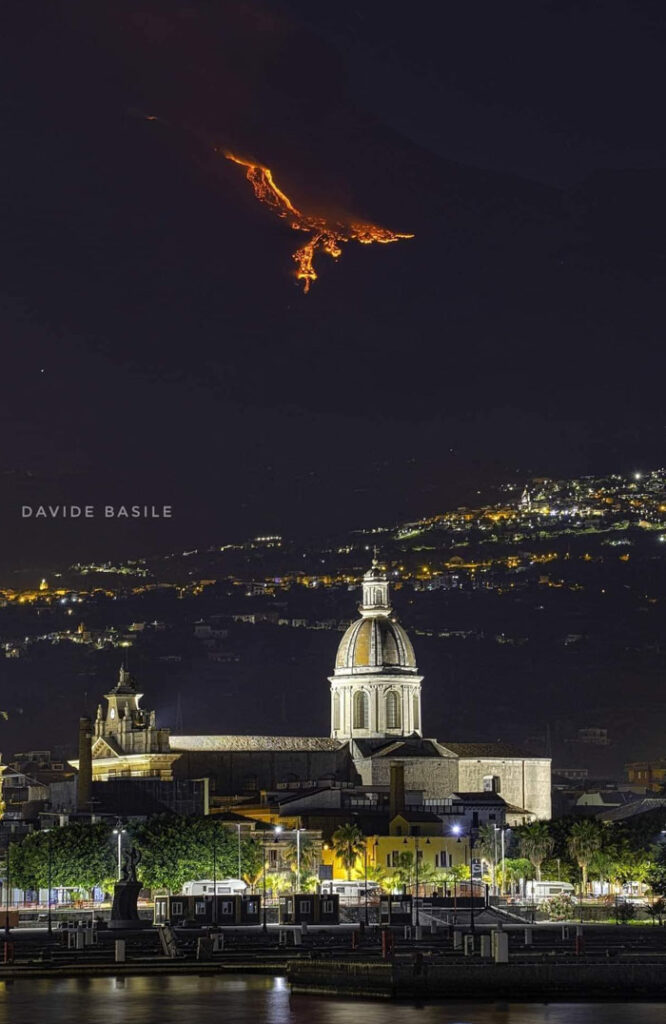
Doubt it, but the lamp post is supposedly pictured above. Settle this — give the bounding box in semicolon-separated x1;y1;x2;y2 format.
262;825;282;932
112;822;126;881
452;824;477;937
363;841;369;926
212;820;218;925
403;835;424;927
4;840;10;939
296;827;304;893
45;829;53;937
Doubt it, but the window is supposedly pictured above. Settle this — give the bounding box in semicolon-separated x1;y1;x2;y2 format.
353;690;369;729
412;693;420;730
333;692;340;731
299;900;312;914
221;901;234;916
171;901;183;916
385;690;401;729
195;901;206;916
322;899;334;914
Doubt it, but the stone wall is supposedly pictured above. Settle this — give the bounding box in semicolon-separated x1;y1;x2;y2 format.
457;757;551;819
353;755;459;800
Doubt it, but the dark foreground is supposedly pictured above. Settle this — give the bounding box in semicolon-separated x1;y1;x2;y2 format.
1;976;665;1024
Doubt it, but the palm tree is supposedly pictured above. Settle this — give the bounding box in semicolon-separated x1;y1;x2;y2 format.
331;823;365;880
518;821;554;881
283;835;318;877
568;820;603;896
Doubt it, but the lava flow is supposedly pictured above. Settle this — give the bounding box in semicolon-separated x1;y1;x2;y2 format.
224;151;413;292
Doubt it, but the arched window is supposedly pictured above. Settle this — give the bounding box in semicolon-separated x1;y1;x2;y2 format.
385;690;401;729
333;692;341;731
353;690;369;730
412;693;420;731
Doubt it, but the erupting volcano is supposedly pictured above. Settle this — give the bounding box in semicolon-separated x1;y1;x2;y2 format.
224;151;413;292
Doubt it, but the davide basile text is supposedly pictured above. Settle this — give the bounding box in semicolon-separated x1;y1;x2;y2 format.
21;505;173;519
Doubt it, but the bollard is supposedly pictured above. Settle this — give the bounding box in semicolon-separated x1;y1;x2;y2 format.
351;930;359;950
3;943;15;965
75;931;85;951
430;920;438;935
453;930;463;950
463;934;474;956
115;939;126;963
524;927;533;946
414;925;423;941
494;931;509;964
293;929;302;946
480;934;492;958
381;928;394;960
561;925;570;940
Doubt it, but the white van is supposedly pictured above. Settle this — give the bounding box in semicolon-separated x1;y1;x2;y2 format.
524;880;576;901
320;880;381;901
181;878;247;896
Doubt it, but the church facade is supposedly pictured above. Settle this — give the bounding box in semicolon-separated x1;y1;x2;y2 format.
75;561;551;820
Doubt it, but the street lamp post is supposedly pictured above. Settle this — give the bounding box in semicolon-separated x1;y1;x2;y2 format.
112;822;126;881
46;830;53;937
452;824;477;937
492;827;498;896
363;842;369;926
262;825;282;933
4;840;10;939
296;828;301;893
212;821;218;925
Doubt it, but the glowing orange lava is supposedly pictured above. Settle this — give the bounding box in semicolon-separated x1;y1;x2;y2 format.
224;151;413;292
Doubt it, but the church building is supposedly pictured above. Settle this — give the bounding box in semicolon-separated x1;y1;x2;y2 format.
74;559;551;820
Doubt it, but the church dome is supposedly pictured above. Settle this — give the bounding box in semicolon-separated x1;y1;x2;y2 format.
335;615;416;672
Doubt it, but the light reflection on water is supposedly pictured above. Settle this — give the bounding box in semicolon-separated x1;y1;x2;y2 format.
0;976;661;1024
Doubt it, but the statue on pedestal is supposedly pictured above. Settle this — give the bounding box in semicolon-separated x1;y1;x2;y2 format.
109;847;147;930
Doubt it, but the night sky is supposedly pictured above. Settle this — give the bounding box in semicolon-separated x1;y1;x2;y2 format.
3;1;666;574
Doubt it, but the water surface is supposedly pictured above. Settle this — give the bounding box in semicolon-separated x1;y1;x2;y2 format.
0;975;662;1024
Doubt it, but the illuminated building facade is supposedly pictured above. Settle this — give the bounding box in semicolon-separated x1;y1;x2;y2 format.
329;558;422;741
73;562;552;819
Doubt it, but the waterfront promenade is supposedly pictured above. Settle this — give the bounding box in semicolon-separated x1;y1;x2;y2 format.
3;921;666;999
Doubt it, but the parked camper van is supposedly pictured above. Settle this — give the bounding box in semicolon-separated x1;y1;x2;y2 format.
181;879;247;896
524;880;576;902
320;880;381;902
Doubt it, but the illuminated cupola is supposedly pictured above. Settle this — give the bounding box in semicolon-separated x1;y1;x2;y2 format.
329;555;423;741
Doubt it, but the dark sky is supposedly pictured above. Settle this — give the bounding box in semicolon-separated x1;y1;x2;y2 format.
2;1;666;575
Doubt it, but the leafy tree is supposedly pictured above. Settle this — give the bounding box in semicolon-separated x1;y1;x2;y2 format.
497;857;534;892
517;821;554;881
9;823;115;894
567;819;603;895
129;814;258;892
283;834;319;878
331;823;365;880
240;836;264;892
475;824;500;871
645;844;666;899
365;864;389;889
